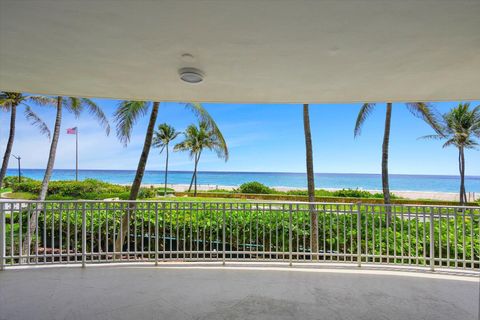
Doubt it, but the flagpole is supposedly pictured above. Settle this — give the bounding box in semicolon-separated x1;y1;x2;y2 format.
76;127;78;181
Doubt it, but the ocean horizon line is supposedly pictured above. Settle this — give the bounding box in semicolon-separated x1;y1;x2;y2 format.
7;168;480;179
5;168;480;192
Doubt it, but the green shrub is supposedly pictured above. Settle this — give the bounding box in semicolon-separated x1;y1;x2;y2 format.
11;178;129;199
2;176;35;188
238;181;274;194
138;187;157;199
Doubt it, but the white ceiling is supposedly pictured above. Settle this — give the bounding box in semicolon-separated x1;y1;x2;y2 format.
1;0;479;103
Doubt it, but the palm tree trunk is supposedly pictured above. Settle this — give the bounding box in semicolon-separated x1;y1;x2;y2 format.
459;147;466;205
188;153;197;192
115;101;159;254
382;103;392;223
194;152;202;196
21;97;63;258
38;97;63;201
164;144;169;196
0;103;17;190
303;104;318;259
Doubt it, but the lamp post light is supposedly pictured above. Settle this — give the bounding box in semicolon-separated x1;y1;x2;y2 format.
11;154;21;183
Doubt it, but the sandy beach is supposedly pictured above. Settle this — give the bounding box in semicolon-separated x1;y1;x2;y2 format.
143;184;477;202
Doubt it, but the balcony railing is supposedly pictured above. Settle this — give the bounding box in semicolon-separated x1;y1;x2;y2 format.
1;200;479;271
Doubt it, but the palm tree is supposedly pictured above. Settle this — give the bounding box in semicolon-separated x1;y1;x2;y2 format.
22;96;110;258
114;101;226;251
174;121;228;196
38;96;110;200
354;102;441;221
303;104;318;259
152;123;180;196
0;92;51;190
421;103;480;205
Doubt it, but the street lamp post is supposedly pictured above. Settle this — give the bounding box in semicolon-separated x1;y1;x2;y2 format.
11;154;21;183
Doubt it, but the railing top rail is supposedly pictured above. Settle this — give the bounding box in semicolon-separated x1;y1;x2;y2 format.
0;199;479;210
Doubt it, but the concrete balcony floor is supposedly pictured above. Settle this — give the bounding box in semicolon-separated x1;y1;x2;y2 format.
0;263;478;320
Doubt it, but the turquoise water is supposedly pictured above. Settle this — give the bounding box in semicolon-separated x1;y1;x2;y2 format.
6;169;480;192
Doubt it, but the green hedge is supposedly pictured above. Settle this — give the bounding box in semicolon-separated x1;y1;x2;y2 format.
5;177;172;200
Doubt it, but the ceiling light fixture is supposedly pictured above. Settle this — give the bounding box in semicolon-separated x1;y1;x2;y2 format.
179;67;204;84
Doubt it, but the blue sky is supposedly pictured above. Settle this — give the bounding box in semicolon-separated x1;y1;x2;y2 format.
0;97;479;176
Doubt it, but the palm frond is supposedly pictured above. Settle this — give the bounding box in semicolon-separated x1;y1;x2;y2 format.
28;95;56;106
354;103;375;137
442;139;456;148
114;101;150;146
0;91;22;111
406;102;443;135
24;106;51;139
64;97;82;118
417;134;443;141
153;123;180;150
185;103;228;160
81;98;110;135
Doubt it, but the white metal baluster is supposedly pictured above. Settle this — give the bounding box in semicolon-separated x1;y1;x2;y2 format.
470;208;475;269
462;208;466;268
288;204;292;266
357;203;361;267
0;202;5;270
81;202;86;268
429;207;435;271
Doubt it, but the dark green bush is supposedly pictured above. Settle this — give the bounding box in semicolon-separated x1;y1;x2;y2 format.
238;181;274;194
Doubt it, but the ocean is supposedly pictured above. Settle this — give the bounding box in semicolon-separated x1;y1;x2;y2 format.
5;169;480;193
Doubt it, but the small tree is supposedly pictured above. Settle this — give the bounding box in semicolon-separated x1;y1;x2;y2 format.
174;121;228;196
152;123;180;196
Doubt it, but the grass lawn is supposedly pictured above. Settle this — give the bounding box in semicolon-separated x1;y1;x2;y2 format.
2;191;37;200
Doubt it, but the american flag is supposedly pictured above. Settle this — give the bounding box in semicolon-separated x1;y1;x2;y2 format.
66;127;77;134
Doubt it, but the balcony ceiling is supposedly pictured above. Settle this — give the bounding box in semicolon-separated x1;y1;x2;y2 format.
0;0;479;103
